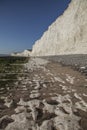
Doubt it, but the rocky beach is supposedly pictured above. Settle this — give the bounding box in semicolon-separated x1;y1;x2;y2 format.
0;56;87;130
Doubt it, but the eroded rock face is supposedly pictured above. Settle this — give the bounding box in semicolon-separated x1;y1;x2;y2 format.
31;0;87;56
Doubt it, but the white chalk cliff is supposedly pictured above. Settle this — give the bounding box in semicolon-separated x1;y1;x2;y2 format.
31;0;87;56
11;50;31;57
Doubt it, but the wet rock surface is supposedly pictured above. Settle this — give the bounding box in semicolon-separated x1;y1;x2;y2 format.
0;116;14;129
0;57;87;130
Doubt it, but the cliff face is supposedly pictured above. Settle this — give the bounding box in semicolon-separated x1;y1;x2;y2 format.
31;0;87;56
11;50;31;57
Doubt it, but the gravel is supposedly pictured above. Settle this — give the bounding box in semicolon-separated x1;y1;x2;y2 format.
41;54;87;75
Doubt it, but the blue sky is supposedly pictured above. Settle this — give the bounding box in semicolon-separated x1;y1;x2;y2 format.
0;0;71;54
